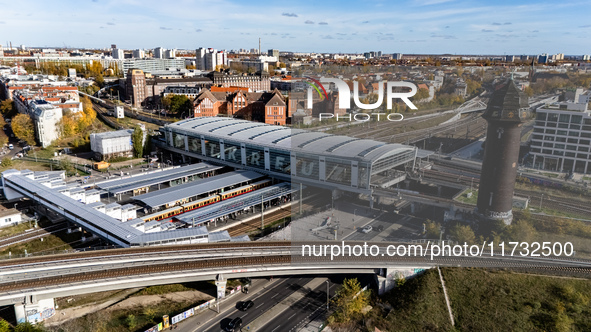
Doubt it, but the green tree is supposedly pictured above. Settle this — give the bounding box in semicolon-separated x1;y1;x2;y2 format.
0;157;12;168
424;219;441;238
331;278;370;323
132;126;144;158
163;94;193;117
125;314;137;330
448;224;476;244
0;318;10;332
12;114;36;145
14;322;44;332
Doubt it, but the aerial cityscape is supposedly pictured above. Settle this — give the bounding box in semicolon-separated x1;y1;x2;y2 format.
0;1;591;331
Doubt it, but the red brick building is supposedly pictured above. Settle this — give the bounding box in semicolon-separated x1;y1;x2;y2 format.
193;88;287;125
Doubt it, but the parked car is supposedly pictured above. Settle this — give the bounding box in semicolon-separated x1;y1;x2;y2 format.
361;225;373;233
8;144;13;150
239;300;254;311
225;317;242;331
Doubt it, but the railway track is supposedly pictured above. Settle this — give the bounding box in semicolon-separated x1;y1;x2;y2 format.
0;241;290;267
2;242;591;294
0;222;68;250
419;169;591;217
227;208;292;237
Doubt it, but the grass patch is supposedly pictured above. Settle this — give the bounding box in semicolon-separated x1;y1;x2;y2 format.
0;229;80;256
0;222;34;238
542;172;560;178
56;289;134;310
361;268;591;332
135;281;215;296
455;189;478;205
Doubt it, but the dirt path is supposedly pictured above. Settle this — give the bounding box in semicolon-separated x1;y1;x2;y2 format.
44;289;213;327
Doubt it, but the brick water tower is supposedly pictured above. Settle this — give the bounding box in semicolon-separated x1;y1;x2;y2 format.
477;79;530;225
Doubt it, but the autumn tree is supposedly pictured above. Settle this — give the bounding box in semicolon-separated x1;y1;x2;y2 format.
162;95;193;117
132;126;144;158
0;319;9;332
0;99;15;116
77;96;97;131
0;130;8;147
330;278;370;323
12;114;36;145
414;88;430;101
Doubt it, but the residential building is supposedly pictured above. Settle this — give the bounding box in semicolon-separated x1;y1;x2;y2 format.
90;129;134;160
154;47;165;59
112;48;124;59
530;88;591;173
268;49;279;58
120;58;185;77
393;53;403;60
193;88;287;125
164;49;176;59
133;49;145;58
0;208;22;228
196;48;228;70
208;71;270;91
126;69;147;108
30;100;63;148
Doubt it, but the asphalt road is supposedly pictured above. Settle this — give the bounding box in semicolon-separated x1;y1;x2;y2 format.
196;276;315;332
257;279;338;332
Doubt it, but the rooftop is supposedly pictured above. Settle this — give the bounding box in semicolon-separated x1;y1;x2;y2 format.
166;117;415;164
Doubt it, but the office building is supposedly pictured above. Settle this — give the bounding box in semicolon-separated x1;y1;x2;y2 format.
133;49;146;58
531;88;591;174
154;47;165;59
112;48;124;59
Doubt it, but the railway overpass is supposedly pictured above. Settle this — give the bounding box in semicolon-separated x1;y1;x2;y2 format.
1;241;589;310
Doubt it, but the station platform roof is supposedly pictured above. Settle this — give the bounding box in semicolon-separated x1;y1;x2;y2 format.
178;183;294;226
133;170;265;209
97;163;223;195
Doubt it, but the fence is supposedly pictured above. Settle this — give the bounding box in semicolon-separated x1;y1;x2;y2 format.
143;285;242;331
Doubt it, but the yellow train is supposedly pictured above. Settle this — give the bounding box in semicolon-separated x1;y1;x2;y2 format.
141;179;271;222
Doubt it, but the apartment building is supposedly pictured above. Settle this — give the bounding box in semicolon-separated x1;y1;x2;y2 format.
530;88;591;173
193;88;287;125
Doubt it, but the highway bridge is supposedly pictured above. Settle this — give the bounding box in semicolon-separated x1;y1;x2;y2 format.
1;241;590;308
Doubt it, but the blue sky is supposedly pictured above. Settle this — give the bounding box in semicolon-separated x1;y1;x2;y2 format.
0;0;589;55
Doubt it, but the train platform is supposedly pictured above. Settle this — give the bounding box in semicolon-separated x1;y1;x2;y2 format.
134;170;265;210
177;183;295;227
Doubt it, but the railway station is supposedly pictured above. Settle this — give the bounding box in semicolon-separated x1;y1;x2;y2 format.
96;162;222;199
177;182;295;227
133;170;265;212
1;168;279;248
158;117;417;195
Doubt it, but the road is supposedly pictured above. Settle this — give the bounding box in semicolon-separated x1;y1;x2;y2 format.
183;276;314;332
257;279;338;332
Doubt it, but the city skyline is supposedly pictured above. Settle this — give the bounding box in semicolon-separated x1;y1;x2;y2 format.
0;0;590;55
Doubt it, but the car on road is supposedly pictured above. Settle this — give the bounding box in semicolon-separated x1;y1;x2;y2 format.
239;300;254;311
225;317;242;331
8;144;13;150
361;225;373;233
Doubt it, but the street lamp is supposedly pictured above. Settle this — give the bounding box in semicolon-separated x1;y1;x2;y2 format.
539;194;544;210
326;280;330;311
